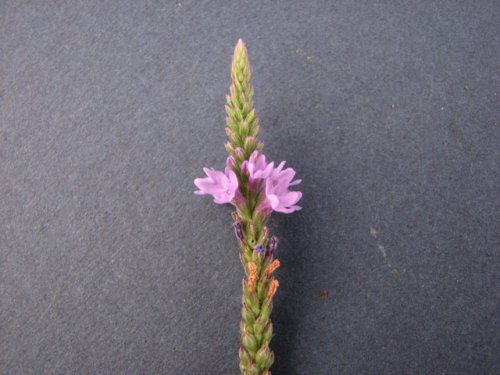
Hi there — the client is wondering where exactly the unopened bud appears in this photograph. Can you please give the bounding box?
[225,127,236,139]
[255,346,274,370]
[253,317,266,335]
[239,347,251,367]
[225,142,234,154]
[245,363,259,375]
[241,305,255,324]
[260,300,272,322]
[235,147,244,158]
[240,119,250,137]
[251,123,260,136]
[241,332,258,353]
[226,155,235,168]
[244,136,256,150]
[263,321,273,342]
[242,160,249,174]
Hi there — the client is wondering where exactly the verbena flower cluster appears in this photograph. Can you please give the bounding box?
[194,150,302,214]
[193,39,301,374]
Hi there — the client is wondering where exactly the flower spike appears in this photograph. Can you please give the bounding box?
[194,40,302,374]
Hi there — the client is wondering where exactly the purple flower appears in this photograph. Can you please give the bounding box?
[263,161,302,213]
[226,155,235,169]
[194,167,239,204]
[254,245,265,254]
[242,151,274,180]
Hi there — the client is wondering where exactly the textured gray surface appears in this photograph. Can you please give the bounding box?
[1,1,499,374]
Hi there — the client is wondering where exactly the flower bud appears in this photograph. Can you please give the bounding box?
[235,147,244,158]
[225,142,234,154]
[240,119,250,138]
[250,123,260,137]
[239,347,251,367]
[246,109,256,126]
[242,160,249,174]
[225,126,234,137]
[241,320,252,335]
[245,363,259,375]
[255,346,274,370]
[260,300,272,322]
[244,136,256,151]
[263,321,273,342]
[241,305,255,325]
[253,317,266,335]
[241,332,258,353]
[226,155,235,169]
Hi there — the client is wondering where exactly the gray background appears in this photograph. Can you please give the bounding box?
[1,1,499,374]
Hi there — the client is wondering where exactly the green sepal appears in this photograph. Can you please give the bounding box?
[241,332,258,353]
[244,136,257,154]
[255,346,274,370]
[245,221,256,242]
[248,296,260,316]
[241,320,253,335]
[246,109,256,128]
[254,322,264,337]
[243,250,253,264]
[225,142,235,155]
[253,316,266,343]
[263,321,273,343]
[236,205,251,223]
[259,300,272,323]
[242,284,260,315]
[245,363,259,375]
[229,96,244,116]
[257,279,269,301]
[251,250,264,264]
[241,305,256,325]
[239,120,250,139]
[239,346,251,368]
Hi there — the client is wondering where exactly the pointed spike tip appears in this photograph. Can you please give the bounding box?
[234,39,248,55]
